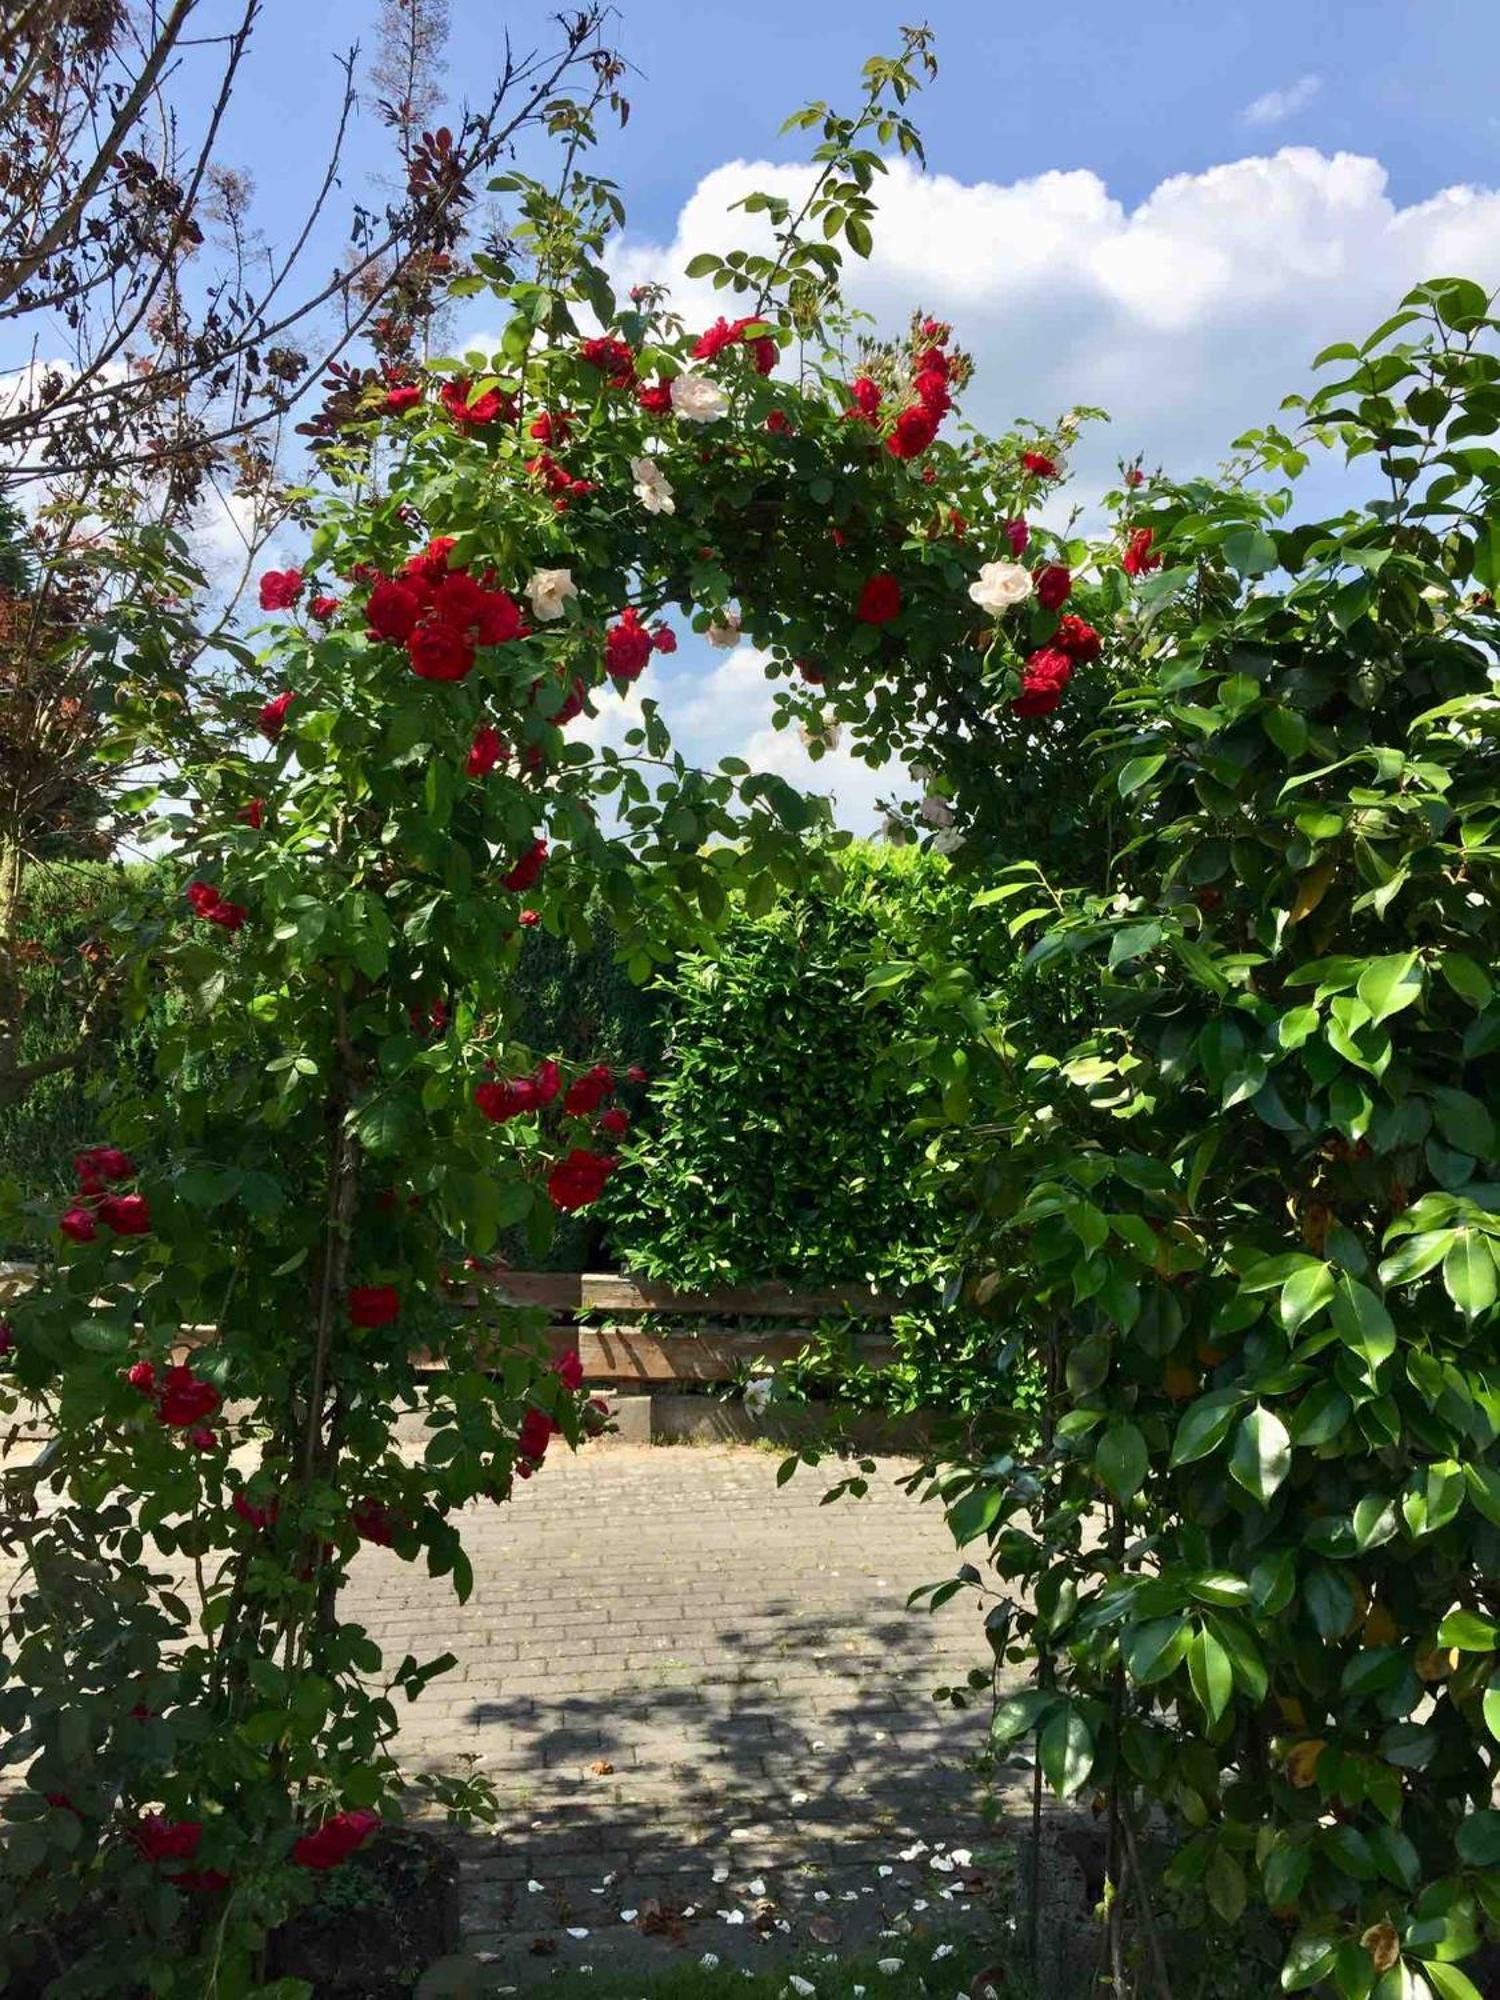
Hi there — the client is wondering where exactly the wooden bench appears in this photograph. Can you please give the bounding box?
[466,1271,904,1386]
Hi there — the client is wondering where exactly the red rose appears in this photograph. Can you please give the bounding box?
[1005,518,1030,557]
[467,723,506,778]
[439,378,514,427]
[1055,613,1102,664]
[293,1810,381,1872]
[76,1145,134,1184]
[913,370,950,419]
[579,336,636,387]
[60,1206,97,1243]
[546,1148,616,1213]
[127,1360,156,1395]
[408,536,457,580]
[384,384,423,416]
[239,798,264,829]
[98,1192,151,1236]
[635,379,673,413]
[365,578,422,644]
[258,569,303,611]
[187,1425,218,1452]
[1123,527,1161,577]
[176,1869,232,1895]
[766,409,793,435]
[258,690,295,740]
[693,317,742,362]
[351,1496,399,1545]
[431,572,521,646]
[309,594,339,623]
[348,1285,399,1329]
[474,1055,556,1122]
[749,335,777,375]
[599,1106,629,1137]
[529,410,572,443]
[650,622,677,654]
[847,376,882,421]
[519,908,540,928]
[554,1349,585,1393]
[516,1404,558,1469]
[626,1064,648,1084]
[1021,450,1059,478]
[156,1364,221,1428]
[1124,466,1145,488]
[1011,645,1075,718]
[1034,564,1072,611]
[203,898,247,932]
[552,676,586,725]
[233,1490,278,1530]
[914,345,950,381]
[502,839,547,893]
[563,1064,613,1116]
[604,609,652,681]
[408,619,476,681]
[887,403,939,460]
[133,1815,204,1866]
[856,573,902,625]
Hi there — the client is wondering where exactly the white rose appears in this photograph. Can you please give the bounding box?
[706,609,741,649]
[799,706,841,753]
[931,826,966,856]
[525,567,578,621]
[919,793,955,829]
[968,561,1033,615]
[671,370,729,423]
[630,455,675,516]
[881,816,912,848]
[743,1375,774,1417]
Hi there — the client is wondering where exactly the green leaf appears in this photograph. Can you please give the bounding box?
[684,252,721,279]
[1356,951,1424,1024]
[1438,1610,1500,1650]
[1188,1627,1233,1725]
[1423,1968,1485,2000]
[1379,1230,1458,1286]
[1280,1260,1334,1333]
[1095,1421,1149,1502]
[1456,1810,1500,1867]
[1222,527,1278,577]
[1204,1846,1247,1924]
[70,1319,130,1355]
[947,1484,1004,1547]
[990,1687,1058,1750]
[1229,1405,1292,1505]
[1118,754,1166,797]
[1124,1616,1192,1685]
[1433,1087,1495,1159]
[1281,1931,1340,1992]
[1039,1704,1094,1798]
[1330,1275,1396,1371]
[1444,1233,1497,1322]
[1483,1685,1500,1743]
[1440,953,1493,1011]
[1170,1389,1246,1466]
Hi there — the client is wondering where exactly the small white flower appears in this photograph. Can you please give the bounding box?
[968,561,1033,615]
[630,455,676,516]
[525,568,577,622]
[707,608,742,648]
[671,370,730,423]
[799,706,841,754]
[931,827,966,856]
[919,793,955,829]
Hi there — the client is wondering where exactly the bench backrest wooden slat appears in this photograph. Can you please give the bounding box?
[482,1271,902,1317]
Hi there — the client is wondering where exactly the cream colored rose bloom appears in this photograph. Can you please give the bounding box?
[706,609,741,649]
[799,707,841,753]
[670,370,729,423]
[968,562,1033,615]
[630,456,675,516]
[525,568,577,621]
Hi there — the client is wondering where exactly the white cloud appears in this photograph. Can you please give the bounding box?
[1243,75,1323,127]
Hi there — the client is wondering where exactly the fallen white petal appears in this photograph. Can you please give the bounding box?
[720,1909,746,1925]
[788,1980,817,1997]
[620,1909,638,1923]
[877,1865,893,1878]
[877,1961,905,1975]
[713,1866,730,1882]
[526,1879,545,1893]
[746,1877,766,1896]
[701,1954,721,1970]
[950,1847,973,1868]
[934,1944,955,1961]
[567,1927,590,1938]
[930,1855,954,1872]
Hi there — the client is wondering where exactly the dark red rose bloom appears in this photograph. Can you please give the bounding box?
[502,839,547,893]
[1021,450,1059,478]
[133,1815,203,1866]
[309,594,339,623]
[516,1404,558,1470]
[913,370,951,418]
[203,896,247,932]
[98,1192,151,1236]
[467,723,506,778]
[233,1489,278,1530]
[749,335,777,376]
[599,1106,629,1138]
[1125,466,1144,488]
[847,376,882,420]
[293,1810,381,1872]
[693,317,743,361]
[626,1064,648,1084]
[765,409,793,435]
[176,1868,232,1894]
[856,572,902,625]
[239,798,264,829]
[580,336,636,387]
[76,1145,134,1184]
[405,536,456,583]
[563,1064,613,1116]
[519,908,540,927]
[60,1205,97,1243]
[1005,518,1030,557]
[650,622,677,654]
[546,1148,616,1213]
[1123,527,1161,577]
[187,1425,218,1451]
[1011,645,1075,718]
[384,384,423,416]
[887,403,939,460]
[551,675,587,726]
[1034,564,1072,611]
[187,879,221,917]
[795,659,825,685]
[156,1365,221,1427]
[258,690,295,740]
[365,578,422,644]
[1055,613,1102,664]
[474,1057,559,1122]
[439,378,515,427]
[258,569,304,611]
[914,345,950,381]
[554,1349,585,1393]
[127,1360,156,1394]
[430,571,522,646]
[351,1496,400,1545]
[604,608,652,681]
[0,1319,13,1357]
[348,1285,399,1329]
[635,379,673,413]
[529,410,572,443]
[408,619,476,681]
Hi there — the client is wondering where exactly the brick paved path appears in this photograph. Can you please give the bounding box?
[344,1442,1022,1985]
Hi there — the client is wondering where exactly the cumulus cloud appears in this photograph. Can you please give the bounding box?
[601,144,1500,827]
[1242,75,1323,127]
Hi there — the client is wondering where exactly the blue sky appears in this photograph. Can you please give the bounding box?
[196,2,1500,828]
